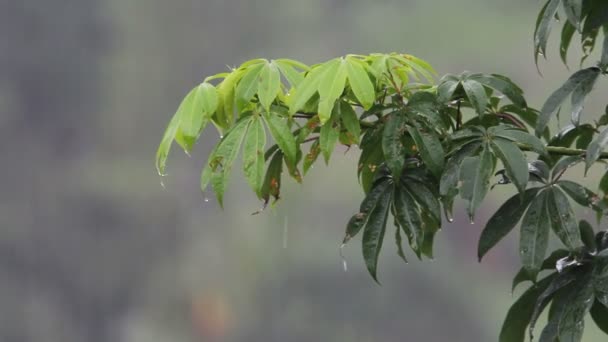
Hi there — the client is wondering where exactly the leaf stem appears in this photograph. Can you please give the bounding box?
[517,143,608,159]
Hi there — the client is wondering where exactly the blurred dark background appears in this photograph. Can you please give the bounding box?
[1,1,607,341]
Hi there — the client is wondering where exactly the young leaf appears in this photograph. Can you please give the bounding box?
[382,112,407,179]
[275,59,306,87]
[490,138,529,195]
[362,188,393,283]
[262,111,297,167]
[339,101,361,144]
[242,116,266,197]
[586,126,608,171]
[319,106,340,163]
[235,63,265,107]
[547,186,583,250]
[156,113,181,176]
[478,187,541,261]
[536,67,602,136]
[288,66,323,114]
[460,146,494,221]
[519,190,550,278]
[257,62,282,112]
[317,58,347,124]
[406,122,445,177]
[345,57,375,109]
[461,79,488,116]
[499,274,555,342]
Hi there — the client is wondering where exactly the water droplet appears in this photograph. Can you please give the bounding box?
[219,135,224,139]
[537,51,545,57]
[184,150,191,157]
[340,244,348,272]
[204,197,209,202]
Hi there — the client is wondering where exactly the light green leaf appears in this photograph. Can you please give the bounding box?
[319,105,340,164]
[461,79,488,116]
[275,59,305,87]
[235,62,265,107]
[156,112,181,176]
[406,123,445,177]
[519,190,550,277]
[339,101,361,145]
[243,116,266,197]
[382,112,407,179]
[257,62,282,112]
[361,185,393,283]
[262,111,297,167]
[318,59,347,124]
[490,138,529,195]
[547,186,583,250]
[478,187,541,261]
[586,126,608,171]
[288,66,324,114]
[179,83,219,147]
[460,146,493,221]
[345,57,375,109]
[536,68,602,136]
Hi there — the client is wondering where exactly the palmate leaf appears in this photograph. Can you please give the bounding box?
[242,116,266,197]
[534,0,561,66]
[319,104,340,163]
[478,187,542,261]
[382,111,407,179]
[490,137,530,195]
[460,145,494,222]
[520,189,551,278]
[586,126,608,171]
[536,67,602,136]
[468,74,527,109]
[406,121,445,177]
[362,185,393,283]
[500,274,556,342]
[235,62,265,110]
[317,58,348,123]
[492,127,546,155]
[262,111,297,167]
[345,56,375,109]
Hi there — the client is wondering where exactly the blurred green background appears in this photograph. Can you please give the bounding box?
[1,0,607,341]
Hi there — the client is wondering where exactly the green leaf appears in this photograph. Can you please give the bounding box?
[394,224,408,263]
[344,179,392,243]
[407,122,445,177]
[578,220,596,251]
[319,105,340,164]
[586,126,608,171]
[602,26,608,67]
[478,187,541,261]
[317,58,348,124]
[499,274,555,342]
[393,184,423,257]
[536,67,602,136]
[534,0,561,64]
[420,211,439,259]
[520,190,550,278]
[257,62,282,112]
[460,146,494,222]
[404,179,442,226]
[437,77,459,103]
[214,68,244,130]
[490,138,529,195]
[450,127,484,141]
[345,57,375,109]
[547,186,583,250]
[288,66,323,114]
[493,128,546,155]
[461,79,488,116]
[558,180,600,209]
[156,113,181,176]
[562,0,583,31]
[303,140,320,175]
[243,116,266,197]
[440,141,482,217]
[362,186,393,283]
[235,62,265,107]
[571,67,600,124]
[560,21,576,65]
[175,83,219,149]
[275,59,305,87]
[382,112,407,179]
[262,111,297,167]
[469,74,527,108]
[552,155,584,180]
[339,101,361,145]
[407,92,446,130]
[260,150,284,204]
[590,300,608,335]
[512,249,569,291]
[200,117,252,207]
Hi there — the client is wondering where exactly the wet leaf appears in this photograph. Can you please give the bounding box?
[362,186,393,282]
[344,179,392,242]
[534,0,561,65]
[393,184,423,257]
[345,57,375,109]
[469,73,526,108]
[261,151,283,204]
[263,111,297,167]
[461,79,488,116]
[520,190,550,278]
[547,186,583,250]
[382,112,407,179]
[407,122,445,177]
[490,138,529,195]
[460,146,494,221]
[319,105,341,163]
[493,128,546,155]
[243,116,266,197]
[590,300,608,335]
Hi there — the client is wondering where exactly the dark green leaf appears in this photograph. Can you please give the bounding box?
[493,128,546,155]
[319,106,340,164]
[558,180,600,208]
[478,187,541,261]
[420,211,439,259]
[547,187,583,250]
[407,122,445,177]
[602,26,608,67]
[362,187,393,283]
[512,249,569,291]
[393,185,423,257]
[404,180,441,226]
[520,190,551,277]
[529,160,551,182]
[571,67,600,124]
[534,0,561,64]
[344,179,392,243]
[243,116,266,197]
[437,78,459,103]
[560,21,576,65]
[600,170,608,194]
[395,224,408,263]
[499,274,555,342]
[590,300,608,335]
[490,138,529,195]
[450,127,484,141]
[586,126,608,171]
[382,112,407,179]
[440,141,482,218]
[562,0,583,31]
[263,111,297,167]
[579,220,597,251]
[536,68,602,136]
[469,74,527,108]
[460,146,494,221]
[461,79,488,116]
[552,155,584,180]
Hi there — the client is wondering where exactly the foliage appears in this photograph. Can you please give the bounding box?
[157,0,608,340]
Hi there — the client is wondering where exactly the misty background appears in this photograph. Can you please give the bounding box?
[1,0,607,341]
